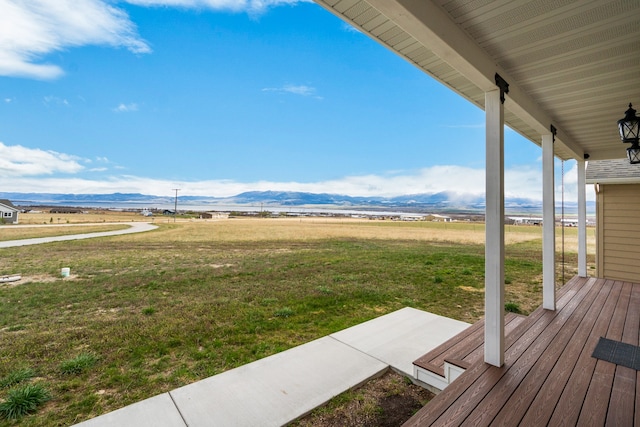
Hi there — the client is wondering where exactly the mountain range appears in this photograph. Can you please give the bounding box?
[1,191,593,215]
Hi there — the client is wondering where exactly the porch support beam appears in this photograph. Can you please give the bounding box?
[577,159,588,277]
[484,87,505,367]
[542,133,556,310]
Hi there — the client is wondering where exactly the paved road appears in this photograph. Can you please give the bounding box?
[0,222,158,248]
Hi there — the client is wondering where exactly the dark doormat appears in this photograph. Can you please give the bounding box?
[592,337,640,370]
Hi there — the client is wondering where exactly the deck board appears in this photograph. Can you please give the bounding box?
[493,274,604,425]
[493,275,602,426]
[518,278,613,426]
[608,281,640,426]
[403,277,640,426]
[577,281,630,426]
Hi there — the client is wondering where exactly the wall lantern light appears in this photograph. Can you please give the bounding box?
[618,103,640,164]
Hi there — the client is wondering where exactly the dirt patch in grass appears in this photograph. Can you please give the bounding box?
[0,273,71,289]
[458,285,483,293]
[293,370,433,427]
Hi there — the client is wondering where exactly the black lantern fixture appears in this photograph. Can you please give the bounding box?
[618,103,640,164]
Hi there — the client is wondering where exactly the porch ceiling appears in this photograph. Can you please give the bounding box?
[314,0,640,161]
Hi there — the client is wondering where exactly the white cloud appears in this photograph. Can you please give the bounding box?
[0,142,85,177]
[43,96,70,106]
[341,22,361,34]
[113,102,139,112]
[4,97,13,103]
[262,84,321,99]
[0,161,594,202]
[124,0,310,15]
[0,0,150,79]
[0,141,594,202]
[0,0,312,80]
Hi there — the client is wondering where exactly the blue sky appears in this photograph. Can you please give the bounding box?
[0,0,587,201]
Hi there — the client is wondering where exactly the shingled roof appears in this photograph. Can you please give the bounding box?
[0,199,17,210]
[586,159,640,184]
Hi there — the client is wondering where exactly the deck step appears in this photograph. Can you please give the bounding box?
[413,312,527,391]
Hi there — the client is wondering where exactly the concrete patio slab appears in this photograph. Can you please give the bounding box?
[72,393,186,427]
[169,336,388,427]
[330,307,471,376]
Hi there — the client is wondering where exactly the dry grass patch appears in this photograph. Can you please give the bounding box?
[0,225,130,242]
[18,211,142,224]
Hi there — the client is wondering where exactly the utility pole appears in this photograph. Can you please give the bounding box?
[172,188,180,223]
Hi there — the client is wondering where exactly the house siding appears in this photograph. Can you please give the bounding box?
[597,184,640,282]
[0,202,19,224]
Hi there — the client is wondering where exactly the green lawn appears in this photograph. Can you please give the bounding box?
[0,219,587,426]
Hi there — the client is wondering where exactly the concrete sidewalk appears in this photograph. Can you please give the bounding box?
[0,222,157,248]
[74,307,470,427]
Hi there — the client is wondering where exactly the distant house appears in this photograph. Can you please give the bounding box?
[50,208,82,214]
[560,218,579,227]
[424,214,452,222]
[586,159,640,282]
[0,199,19,224]
[400,214,426,221]
[509,216,543,226]
[200,212,229,219]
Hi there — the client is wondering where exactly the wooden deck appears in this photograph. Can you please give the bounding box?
[404,276,640,426]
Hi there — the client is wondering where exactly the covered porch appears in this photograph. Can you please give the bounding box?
[314,1,640,424]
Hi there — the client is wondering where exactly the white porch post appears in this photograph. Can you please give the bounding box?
[542,133,556,310]
[484,86,505,367]
[577,159,587,277]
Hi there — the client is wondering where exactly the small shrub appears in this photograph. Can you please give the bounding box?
[142,306,156,316]
[274,307,294,318]
[60,353,97,375]
[433,275,444,284]
[0,368,35,389]
[505,302,522,314]
[0,383,51,420]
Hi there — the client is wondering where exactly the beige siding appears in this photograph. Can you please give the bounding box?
[596,184,640,282]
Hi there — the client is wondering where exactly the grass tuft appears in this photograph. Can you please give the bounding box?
[142,306,156,315]
[0,383,51,420]
[316,286,332,294]
[59,353,98,375]
[505,302,522,314]
[0,368,35,389]
[274,307,294,318]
